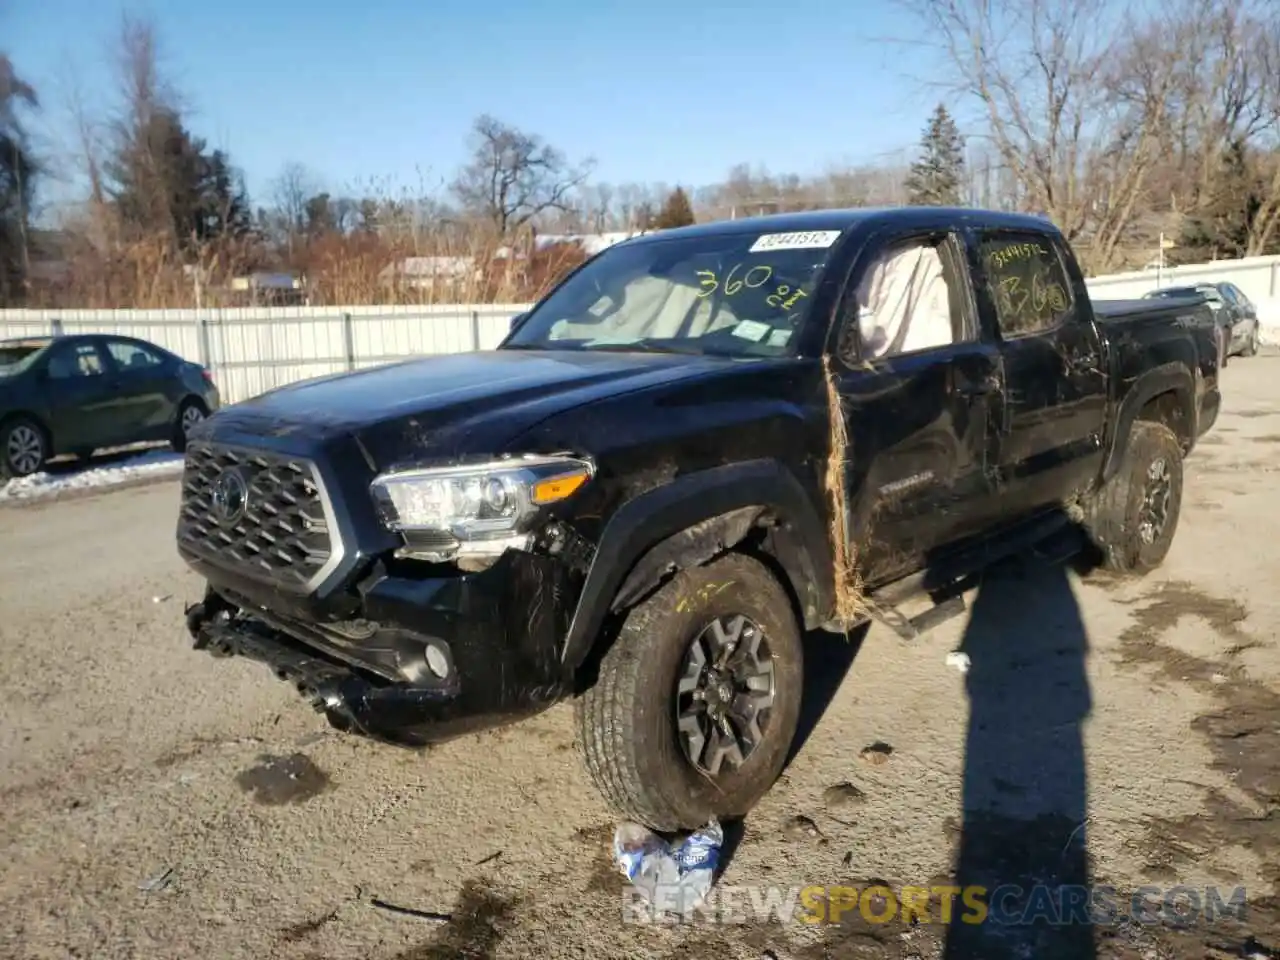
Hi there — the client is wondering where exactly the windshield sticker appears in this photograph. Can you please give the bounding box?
[767,328,792,348]
[748,230,841,253]
[731,320,772,342]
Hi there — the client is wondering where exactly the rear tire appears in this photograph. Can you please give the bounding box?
[1,416,49,481]
[575,552,803,832]
[1082,421,1183,575]
[172,398,207,453]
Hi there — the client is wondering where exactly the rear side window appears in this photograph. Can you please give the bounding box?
[977,232,1074,338]
[47,343,106,379]
[106,339,165,370]
[1218,284,1238,305]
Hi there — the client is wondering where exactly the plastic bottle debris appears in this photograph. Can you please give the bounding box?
[613,819,723,915]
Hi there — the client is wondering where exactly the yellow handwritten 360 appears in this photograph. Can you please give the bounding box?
[695,263,774,298]
[695,263,809,310]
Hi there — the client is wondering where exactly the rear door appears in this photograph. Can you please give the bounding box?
[965,228,1108,516]
[101,337,178,441]
[829,227,1001,585]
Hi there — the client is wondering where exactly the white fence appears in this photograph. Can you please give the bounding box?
[2,253,1279,405]
[0,304,530,404]
[1083,253,1280,345]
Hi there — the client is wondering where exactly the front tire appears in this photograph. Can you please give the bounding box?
[575,552,803,832]
[1083,421,1183,575]
[1,416,49,480]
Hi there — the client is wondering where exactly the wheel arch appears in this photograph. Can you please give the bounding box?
[560,459,834,676]
[178,393,210,415]
[1101,363,1196,482]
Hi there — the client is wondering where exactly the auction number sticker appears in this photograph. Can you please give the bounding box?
[748,230,842,253]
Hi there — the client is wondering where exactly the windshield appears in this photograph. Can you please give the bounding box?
[0,342,49,377]
[503,229,843,357]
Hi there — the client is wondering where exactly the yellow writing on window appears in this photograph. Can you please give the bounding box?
[766,285,807,309]
[695,263,774,299]
[994,270,1068,321]
[987,242,1049,270]
[693,262,810,311]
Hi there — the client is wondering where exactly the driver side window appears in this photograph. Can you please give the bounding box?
[836,236,963,365]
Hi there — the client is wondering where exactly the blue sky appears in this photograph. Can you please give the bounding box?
[10,0,954,207]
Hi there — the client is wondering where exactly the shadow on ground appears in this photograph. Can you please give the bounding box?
[940,554,1095,960]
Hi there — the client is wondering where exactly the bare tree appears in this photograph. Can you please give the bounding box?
[1246,21,1280,255]
[892,0,1183,271]
[270,162,318,231]
[110,16,167,233]
[451,115,592,235]
[268,161,321,256]
[0,54,37,301]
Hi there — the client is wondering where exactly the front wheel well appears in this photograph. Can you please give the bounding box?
[572,508,815,696]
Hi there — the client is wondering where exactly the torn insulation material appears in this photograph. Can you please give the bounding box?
[822,355,874,628]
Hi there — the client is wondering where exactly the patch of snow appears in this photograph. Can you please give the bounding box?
[0,448,185,503]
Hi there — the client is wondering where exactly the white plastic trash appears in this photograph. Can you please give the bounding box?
[613,819,723,915]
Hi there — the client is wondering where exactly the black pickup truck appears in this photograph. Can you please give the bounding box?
[179,207,1220,831]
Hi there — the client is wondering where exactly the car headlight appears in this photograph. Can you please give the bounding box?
[369,454,594,561]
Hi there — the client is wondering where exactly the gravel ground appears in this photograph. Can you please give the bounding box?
[3,356,1280,960]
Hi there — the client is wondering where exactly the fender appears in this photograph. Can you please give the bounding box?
[1100,361,1195,483]
[559,459,834,670]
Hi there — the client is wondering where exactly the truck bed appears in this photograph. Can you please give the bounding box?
[1092,296,1205,323]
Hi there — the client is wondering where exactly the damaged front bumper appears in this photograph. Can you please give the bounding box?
[184,552,579,747]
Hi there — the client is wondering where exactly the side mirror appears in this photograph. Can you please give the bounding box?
[509,311,530,332]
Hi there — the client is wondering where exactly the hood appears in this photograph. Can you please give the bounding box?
[203,348,737,467]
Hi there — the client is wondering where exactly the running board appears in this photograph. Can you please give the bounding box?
[870,595,968,641]
[851,509,1080,642]
[871,509,1073,610]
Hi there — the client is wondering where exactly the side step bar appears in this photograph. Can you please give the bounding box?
[855,509,1084,641]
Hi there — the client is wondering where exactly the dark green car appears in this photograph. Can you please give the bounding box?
[0,333,221,479]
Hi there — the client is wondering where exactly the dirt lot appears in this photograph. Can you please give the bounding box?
[3,357,1280,960]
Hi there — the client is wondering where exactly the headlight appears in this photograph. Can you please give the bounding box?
[369,454,594,561]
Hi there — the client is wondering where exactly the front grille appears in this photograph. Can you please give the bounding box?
[178,442,340,590]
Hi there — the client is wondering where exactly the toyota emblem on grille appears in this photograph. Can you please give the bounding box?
[211,468,249,525]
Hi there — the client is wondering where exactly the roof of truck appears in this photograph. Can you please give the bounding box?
[625,206,1061,246]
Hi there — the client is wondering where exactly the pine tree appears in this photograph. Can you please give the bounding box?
[107,108,251,250]
[1177,140,1276,261]
[905,105,966,207]
[653,186,695,229]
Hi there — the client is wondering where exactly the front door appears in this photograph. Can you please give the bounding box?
[829,229,1000,587]
[40,340,117,452]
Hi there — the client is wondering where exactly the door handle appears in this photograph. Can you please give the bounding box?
[1064,353,1100,376]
